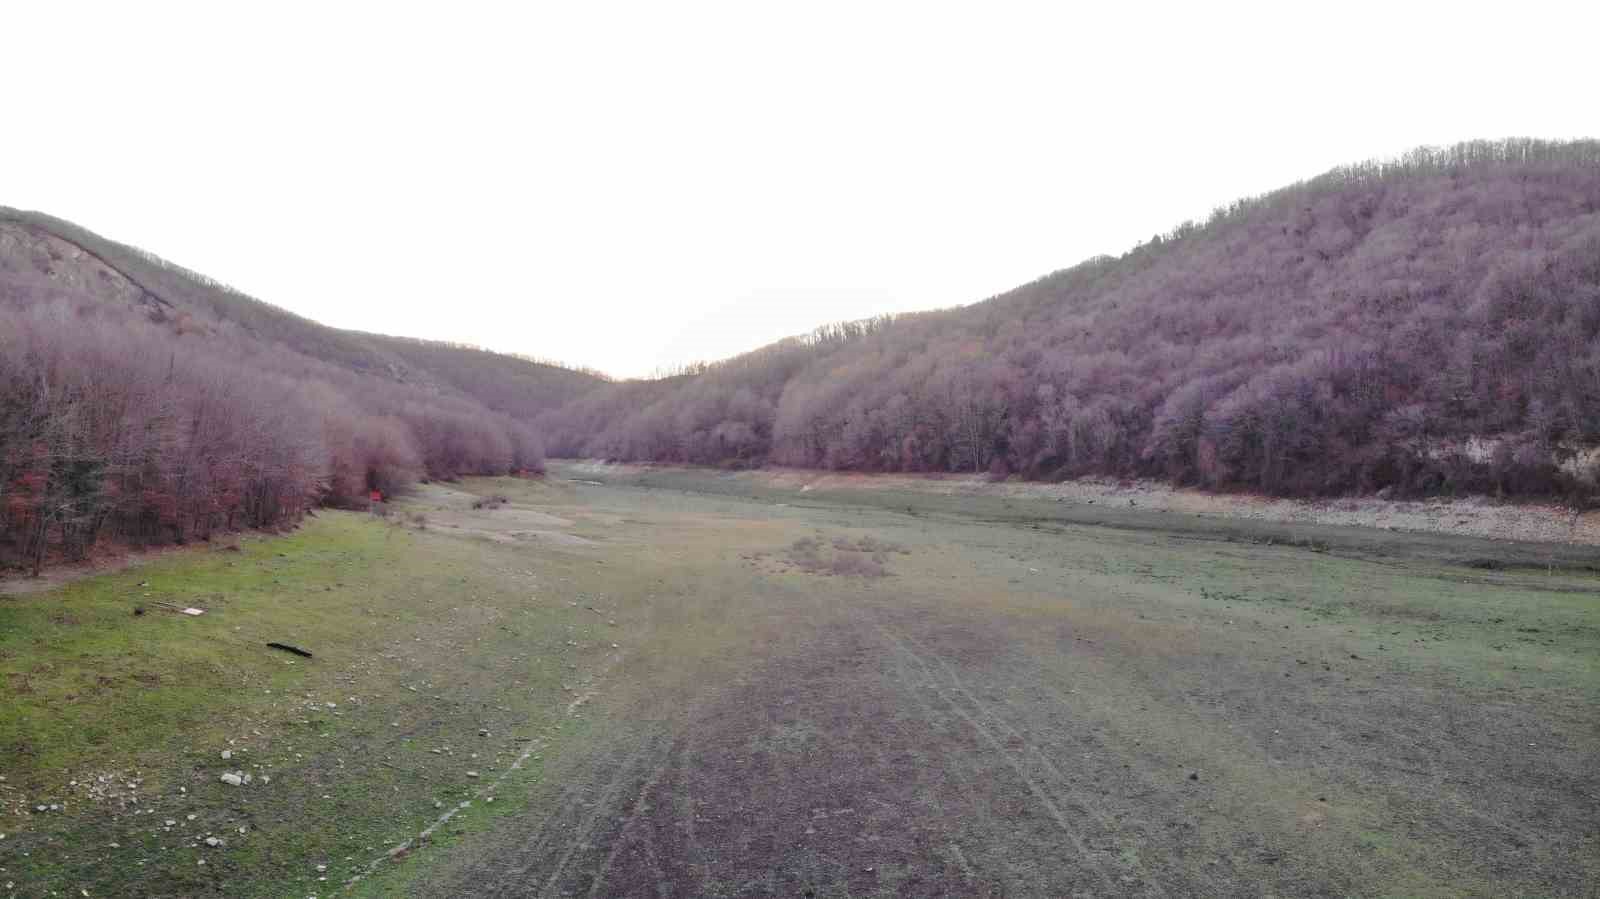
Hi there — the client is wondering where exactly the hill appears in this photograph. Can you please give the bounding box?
[541,138,1600,501]
[0,208,607,572]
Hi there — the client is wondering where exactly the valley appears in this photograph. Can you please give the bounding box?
[4,467,1595,896]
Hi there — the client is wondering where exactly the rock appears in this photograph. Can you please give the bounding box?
[205,837,222,848]
[465,771,480,778]
[220,750,232,760]
[1188,772,1200,781]
[220,773,244,787]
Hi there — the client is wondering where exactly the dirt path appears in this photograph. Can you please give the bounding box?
[402,477,1600,898]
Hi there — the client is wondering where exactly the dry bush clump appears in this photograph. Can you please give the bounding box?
[831,535,908,555]
[786,535,894,577]
[829,550,886,577]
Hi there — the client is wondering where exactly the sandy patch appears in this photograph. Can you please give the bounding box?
[403,484,599,547]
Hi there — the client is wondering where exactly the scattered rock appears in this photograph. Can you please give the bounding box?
[1188,772,1200,781]
[220,750,232,760]
[204,837,222,848]
[465,771,481,778]
[219,773,243,787]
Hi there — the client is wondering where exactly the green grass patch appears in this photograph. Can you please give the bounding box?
[0,502,611,897]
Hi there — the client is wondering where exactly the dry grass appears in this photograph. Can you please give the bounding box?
[785,536,892,577]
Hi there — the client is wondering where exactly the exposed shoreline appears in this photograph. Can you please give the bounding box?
[560,460,1600,547]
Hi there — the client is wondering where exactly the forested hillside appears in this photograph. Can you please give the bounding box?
[0,209,605,573]
[542,139,1600,500]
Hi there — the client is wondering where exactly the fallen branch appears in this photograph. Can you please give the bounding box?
[266,642,313,658]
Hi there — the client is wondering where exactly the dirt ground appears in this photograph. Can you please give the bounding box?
[401,467,1600,898]
[4,470,1596,897]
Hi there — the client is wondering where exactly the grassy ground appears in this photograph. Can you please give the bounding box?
[3,467,1598,897]
[0,480,625,897]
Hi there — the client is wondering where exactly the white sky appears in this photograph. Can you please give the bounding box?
[5,1,1597,378]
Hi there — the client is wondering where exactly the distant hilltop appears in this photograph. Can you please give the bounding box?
[539,139,1600,502]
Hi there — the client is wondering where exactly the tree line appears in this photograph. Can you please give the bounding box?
[0,214,599,574]
[540,139,1600,501]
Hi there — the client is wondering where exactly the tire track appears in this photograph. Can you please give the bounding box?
[873,621,1121,895]
[528,734,665,899]
[874,621,1054,894]
[344,648,627,894]
[888,624,1170,897]
[585,753,673,898]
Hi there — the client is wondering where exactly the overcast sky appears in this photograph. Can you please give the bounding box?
[6,2,1596,378]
